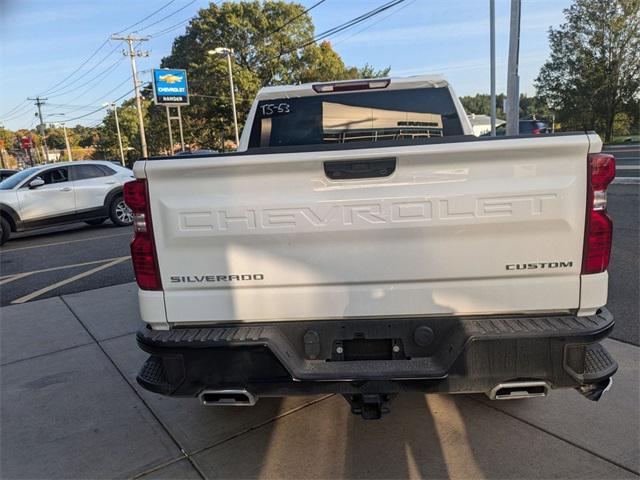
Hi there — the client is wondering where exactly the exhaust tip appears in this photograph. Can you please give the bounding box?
[199,389,257,406]
[488,381,549,400]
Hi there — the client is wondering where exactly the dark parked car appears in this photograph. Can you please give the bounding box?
[0,169,18,182]
[519,120,551,134]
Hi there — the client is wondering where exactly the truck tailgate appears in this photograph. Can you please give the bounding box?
[142,134,595,325]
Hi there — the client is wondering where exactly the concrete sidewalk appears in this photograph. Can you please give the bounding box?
[1,283,638,479]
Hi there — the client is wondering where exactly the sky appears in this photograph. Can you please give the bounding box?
[0,0,571,131]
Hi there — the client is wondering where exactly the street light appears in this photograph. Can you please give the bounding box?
[207,47,240,147]
[103,102,126,166]
[49,116,73,162]
[61,123,72,162]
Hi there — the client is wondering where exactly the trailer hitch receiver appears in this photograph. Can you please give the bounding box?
[343,393,396,420]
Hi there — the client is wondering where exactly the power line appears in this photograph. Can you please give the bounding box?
[276,0,406,59]
[85,119,106,128]
[1,100,30,118]
[58,59,126,105]
[36,39,110,96]
[86,76,139,107]
[32,1,178,101]
[1,103,34,122]
[47,103,109,110]
[331,0,416,46]
[307,0,405,47]
[132,0,197,33]
[61,87,135,123]
[115,0,177,34]
[264,0,326,38]
[148,16,193,37]
[51,69,149,119]
[45,46,122,97]
[148,0,225,38]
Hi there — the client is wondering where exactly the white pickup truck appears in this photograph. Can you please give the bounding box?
[127,76,617,419]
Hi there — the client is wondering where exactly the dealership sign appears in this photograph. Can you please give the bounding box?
[152,69,189,106]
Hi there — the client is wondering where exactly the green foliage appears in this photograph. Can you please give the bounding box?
[356,63,391,79]
[46,127,79,150]
[459,93,552,121]
[143,0,391,152]
[535,0,640,141]
[72,125,101,148]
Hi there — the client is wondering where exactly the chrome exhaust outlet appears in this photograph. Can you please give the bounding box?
[488,381,550,400]
[199,389,257,407]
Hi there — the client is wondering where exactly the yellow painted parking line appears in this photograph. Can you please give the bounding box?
[1,232,132,253]
[10,256,130,304]
[0,256,131,286]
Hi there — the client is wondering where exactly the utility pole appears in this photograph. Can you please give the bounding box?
[104,102,126,165]
[111,34,150,157]
[113,103,126,166]
[506,0,521,136]
[28,96,49,161]
[208,48,240,147]
[226,52,240,146]
[489,0,497,136]
[0,123,6,169]
[62,123,73,161]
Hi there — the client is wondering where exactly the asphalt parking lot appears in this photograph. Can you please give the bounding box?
[0,222,133,306]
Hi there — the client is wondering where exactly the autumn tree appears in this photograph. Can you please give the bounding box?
[46,127,79,150]
[535,0,640,141]
[144,0,389,152]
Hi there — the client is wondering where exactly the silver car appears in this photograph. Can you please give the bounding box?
[0,161,135,245]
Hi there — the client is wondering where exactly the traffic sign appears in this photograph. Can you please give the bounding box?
[152,69,189,106]
[21,137,32,150]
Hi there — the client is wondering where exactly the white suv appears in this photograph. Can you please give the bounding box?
[0,161,135,245]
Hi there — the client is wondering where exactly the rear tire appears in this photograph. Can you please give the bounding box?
[85,218,107,226]
[0,216,10,246]
[109,196,133,226]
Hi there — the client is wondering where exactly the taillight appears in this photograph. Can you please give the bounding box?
[582,153,615,274]
[124,179,162,290]
[531,128,542,134]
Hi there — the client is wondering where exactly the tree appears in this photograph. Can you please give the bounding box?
[72,125,101,148]
[460,94,505,118]
[535,0,640,141]
[142,0,390,152]
[0,127,17,150]
[459,93,552,121]
[46,127,79,150]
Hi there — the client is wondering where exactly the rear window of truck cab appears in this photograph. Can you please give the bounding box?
[248,86,464,149]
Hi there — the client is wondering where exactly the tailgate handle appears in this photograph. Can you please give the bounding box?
[324,158,396,180]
